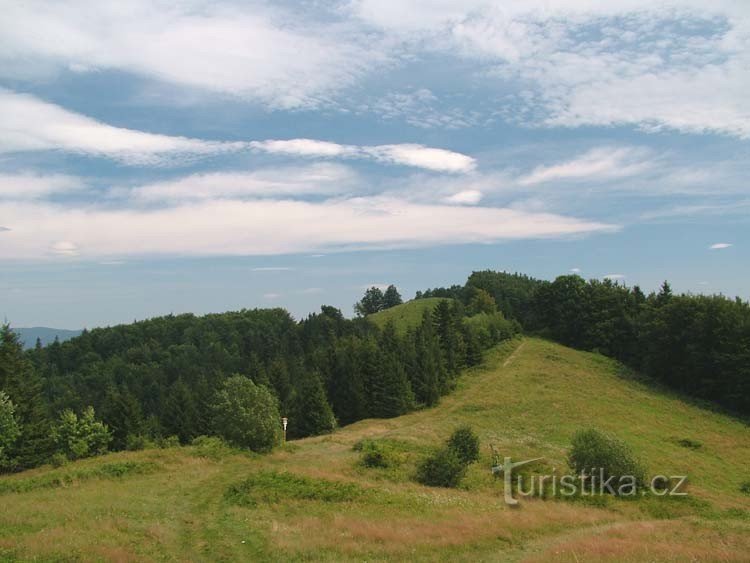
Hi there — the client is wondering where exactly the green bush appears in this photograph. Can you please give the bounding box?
[677,438,702,450]
[49,452,68,468]
[740,481,750,495]
[568,428,646,491]
[191,435,232,460]
[416,447,467,488]
[211,375,281,452]
[126,434,154,451]
[0,391,20,471]
[157,435,181,449]
[447,425,480,465]
[52,406,111,461]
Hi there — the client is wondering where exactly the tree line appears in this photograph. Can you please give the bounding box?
[418,270,750,416]
[0,292,517,472]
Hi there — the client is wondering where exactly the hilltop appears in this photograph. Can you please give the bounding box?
[368,297,450,333]
[1,336,748,561]
[12,327,82,349]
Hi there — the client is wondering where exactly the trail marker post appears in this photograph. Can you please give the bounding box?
[282,417,288,445]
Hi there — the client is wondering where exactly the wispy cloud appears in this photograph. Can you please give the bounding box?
[252,267,295,272]
[131,163,356,201]
[252,138,476,173]
[0,1,378,110]
[518,147,654,186]
[710,243,732,250]
[0,172,84,199]
[0,197,615,260]
[0,89,245,165]
[603,273,625,280]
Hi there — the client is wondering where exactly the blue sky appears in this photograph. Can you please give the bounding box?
[0,0,748,328]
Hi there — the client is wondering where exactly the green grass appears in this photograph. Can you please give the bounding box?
[1,337,749,561]
[368,297,450,333]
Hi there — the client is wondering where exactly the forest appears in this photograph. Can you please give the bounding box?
[2,270,748,474]
[0,288,517,472]
[419,270,750,416]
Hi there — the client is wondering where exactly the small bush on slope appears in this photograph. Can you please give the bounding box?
[568,428,646,491]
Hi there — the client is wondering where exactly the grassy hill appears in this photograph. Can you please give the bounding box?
[1,337,749,561]
[368,297,450,333]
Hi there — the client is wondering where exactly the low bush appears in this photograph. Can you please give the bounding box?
[740,481,750,495]
[568,428,646,491]
[447,425,480,465]
[191,435,232,460]
[677,438,702,450]
[416,447,466,488]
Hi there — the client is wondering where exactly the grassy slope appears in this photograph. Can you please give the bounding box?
[367,297,449,333]
[1,337,749,562]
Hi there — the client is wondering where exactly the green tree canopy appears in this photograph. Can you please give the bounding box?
[211,375,281,452]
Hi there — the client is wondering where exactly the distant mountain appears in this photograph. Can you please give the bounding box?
[13,327,82,349]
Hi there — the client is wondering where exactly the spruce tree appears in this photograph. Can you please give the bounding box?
[288,371,336,438]
[0,325,53,468]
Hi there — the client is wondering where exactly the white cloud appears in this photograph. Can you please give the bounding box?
[0,1,378,110]
[0,89,245,165]
[0,196,614,260]
[363,144,476,173]
[603,274,625,280]
[50,240,79,256]
[442,190,483,205]
[710,242,732,249]
[250,139,357,158]
[298,287,323,294]
[352,1,750,139]
[0,90,476,173]
[570,268,581,273]
[518,147,654,186]
[252,267,295,272]
[0,172,83,199]
[252,138,476,173]
[263,293,281,300]
[131,163,356,201]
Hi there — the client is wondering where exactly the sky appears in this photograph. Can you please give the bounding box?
[0,0,748,329]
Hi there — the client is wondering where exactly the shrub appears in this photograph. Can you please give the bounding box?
[677,438,702,450]
[211,375,281,452]
[568,428,646,491]
[0,391,20,470]
[191,435,232,460]
[447,425,480,465]
[126,434,153,451]
[740,481,750,495]
[52,406,111,461]
[158,435,181,449]
[49,452,68,468]
[416,447,467,488]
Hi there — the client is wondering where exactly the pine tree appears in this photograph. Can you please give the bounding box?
[382,285,403,310]
[288,371,336,438]
[328,337,366,425]
[411,312,444,406]
[369,323,414,418]
[162,379,198,443]
[100,385,145,450]
[0,325,53,468]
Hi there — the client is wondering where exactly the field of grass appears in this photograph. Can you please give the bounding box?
[367,297,450,333]
[1,337,749,561]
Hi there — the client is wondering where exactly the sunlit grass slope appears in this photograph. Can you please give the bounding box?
[367,297,450,333]
[1,337,749,561]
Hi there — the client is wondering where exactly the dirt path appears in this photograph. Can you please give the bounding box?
[503,339,526,368]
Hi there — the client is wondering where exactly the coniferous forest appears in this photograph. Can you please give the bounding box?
[2,270,749,474]
[0,288,516,472]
